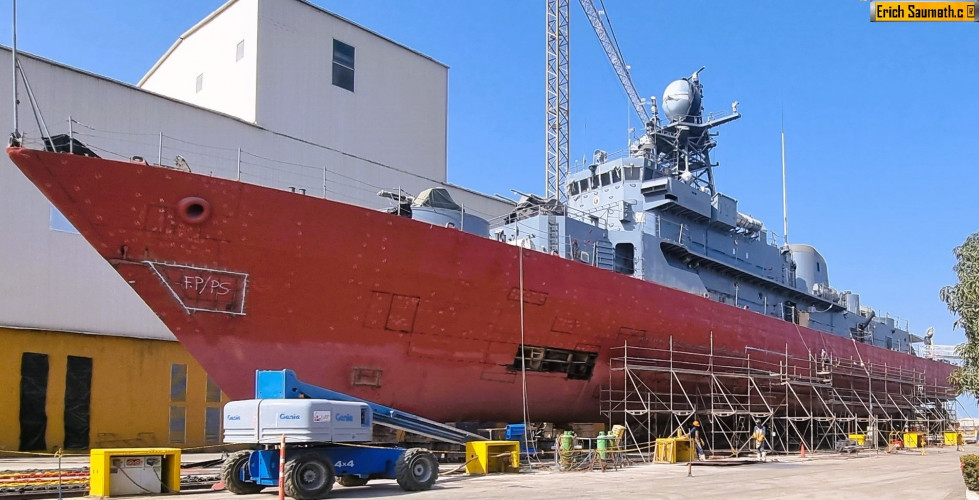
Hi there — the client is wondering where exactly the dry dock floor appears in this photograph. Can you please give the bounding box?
[3,446,975,499]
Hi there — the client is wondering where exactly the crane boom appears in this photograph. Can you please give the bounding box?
[578,0,649,125]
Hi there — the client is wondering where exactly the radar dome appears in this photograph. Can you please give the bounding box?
[662,78,702,122]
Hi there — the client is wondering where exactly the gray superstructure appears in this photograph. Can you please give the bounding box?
[389,71,918,355]
[488,72,918,354]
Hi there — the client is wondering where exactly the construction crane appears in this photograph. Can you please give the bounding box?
[577,0,650,126]
[545,0,570,202]
[545,0,650,202]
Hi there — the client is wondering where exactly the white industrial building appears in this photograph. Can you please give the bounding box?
[0,0,509,452]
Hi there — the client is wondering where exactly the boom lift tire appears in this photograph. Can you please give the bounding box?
[221,450,265,495]
[284,451,335,499]
[395,448,438,491]
[336,475,370,487]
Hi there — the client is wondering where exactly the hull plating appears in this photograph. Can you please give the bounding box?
[7,148,956,422]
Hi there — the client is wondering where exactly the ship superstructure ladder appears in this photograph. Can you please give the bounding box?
[602,338,957,458]
[255,369,485,445]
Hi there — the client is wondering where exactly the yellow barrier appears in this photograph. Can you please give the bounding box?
[90,448,181,497]
[654,437,696,464]
[464,441,520,474]
[848,434,866,446]
[945,432,964,446]
[902,432,925,448]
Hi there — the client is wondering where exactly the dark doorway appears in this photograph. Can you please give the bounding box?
[19,352,49,451]
[64,356,92,449]
[614,243,635,275]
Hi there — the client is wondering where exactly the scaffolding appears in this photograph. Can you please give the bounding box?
[602,336,958,459]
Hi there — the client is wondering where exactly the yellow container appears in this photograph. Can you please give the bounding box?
[90,448,181,497]
[465,440,520,474]
[903,432,924,448]
[654,437,696,463]
[945,432,964,446]
[848,434,866,446]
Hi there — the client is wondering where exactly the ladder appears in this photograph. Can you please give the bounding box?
[547,215,560,254]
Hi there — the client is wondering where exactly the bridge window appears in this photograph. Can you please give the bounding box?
[569,182,580,196]
[579,179,589,193]
[611,168,622,183]
[600,172,611,186]
[624,166,640,181]
[643,167,655,181]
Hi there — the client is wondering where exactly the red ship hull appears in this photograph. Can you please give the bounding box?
[7,148,957,422]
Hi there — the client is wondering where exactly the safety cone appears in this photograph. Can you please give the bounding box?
[800,443,806,458]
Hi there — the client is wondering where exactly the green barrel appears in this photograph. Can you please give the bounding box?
[560,430,575,452]
[597,431,608,459]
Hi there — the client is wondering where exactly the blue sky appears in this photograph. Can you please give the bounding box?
[3,2,977,389]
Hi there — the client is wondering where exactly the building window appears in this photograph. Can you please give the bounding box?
[205,375,221,403]
[169,406,186,444]
[170,364,187,402]
[204,407,221,444]
[195,73,203,93]
[236,40,245,62]
[332,39,355,92]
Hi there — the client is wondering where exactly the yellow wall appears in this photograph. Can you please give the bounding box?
[0,327,227,453]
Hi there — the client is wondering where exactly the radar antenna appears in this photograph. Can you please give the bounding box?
[631,69,741,196]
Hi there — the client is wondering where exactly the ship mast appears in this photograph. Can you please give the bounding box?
[630,69,740,197]
[781,115,789,246]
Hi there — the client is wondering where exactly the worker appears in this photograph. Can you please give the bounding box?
[752,420,767,461]
[689,420,706,461]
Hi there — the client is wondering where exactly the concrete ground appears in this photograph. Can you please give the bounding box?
[6,446,970,500]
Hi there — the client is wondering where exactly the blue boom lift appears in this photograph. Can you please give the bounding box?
[220,369,485,499]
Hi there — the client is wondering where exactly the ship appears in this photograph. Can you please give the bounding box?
[6,73,957,426]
